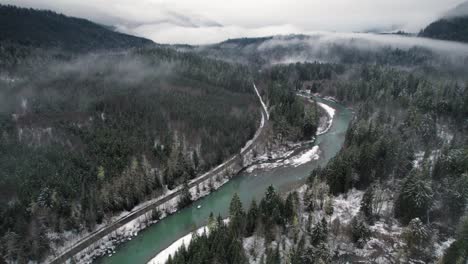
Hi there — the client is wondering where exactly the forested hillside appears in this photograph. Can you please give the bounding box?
[0,5,153,51]
[420,16,468,43]
[178,34,468,76]
[419,1,468,43]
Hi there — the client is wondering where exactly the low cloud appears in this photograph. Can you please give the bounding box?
[2,0,466,45]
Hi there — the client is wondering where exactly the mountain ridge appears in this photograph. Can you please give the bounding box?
[0,4,154,52]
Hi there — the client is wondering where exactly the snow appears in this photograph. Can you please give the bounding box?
[0,75,19,83]
[147,219,230,264]
[324,96,338,102]
[435,238,455,257]
[148,226,206,264]
[246,146,320,173]
[331,189,363,224]
[316,102,335,135]
[243,236,266,264]
[253,83,269,120]
[290,146,320,167]
[437,124,454,145]
[413,151,425,168]
[412,150,439,169]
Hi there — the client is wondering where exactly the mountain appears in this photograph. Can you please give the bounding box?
[419,1,468,43]
[0,5,153,51]
[419,16,468,43]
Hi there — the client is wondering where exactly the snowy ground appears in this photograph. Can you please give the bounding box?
[246,146,320,173]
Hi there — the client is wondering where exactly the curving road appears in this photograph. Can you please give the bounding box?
[48,84,269,264]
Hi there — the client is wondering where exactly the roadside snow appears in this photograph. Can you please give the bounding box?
[253,83,269,120]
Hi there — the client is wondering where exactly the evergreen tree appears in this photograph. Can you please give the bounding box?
[442,216,468,264]
[178,178,192,209]
[310,217,328,246]
[360,185,374,224]
[395,170,433,224]
[351,214,371,248]
[229,193,245,237]
[402,218,433,261]
[245,200,259,236]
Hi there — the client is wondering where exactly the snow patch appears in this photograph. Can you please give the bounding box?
[435,238,455,257]
[246,146,320,173]
[316,102,335,135]
[331,189,363,224]
[290,146,320,167]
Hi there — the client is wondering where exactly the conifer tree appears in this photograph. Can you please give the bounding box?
[178,178,192,209]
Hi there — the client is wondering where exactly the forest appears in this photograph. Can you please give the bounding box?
[165,57,468,263]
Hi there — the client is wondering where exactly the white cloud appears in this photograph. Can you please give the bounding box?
[2,0,466,44]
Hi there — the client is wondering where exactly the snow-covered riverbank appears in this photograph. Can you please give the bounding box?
[148,219,230,264]
[245,96,335,174]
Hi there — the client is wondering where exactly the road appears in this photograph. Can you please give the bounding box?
[48,83,269,264]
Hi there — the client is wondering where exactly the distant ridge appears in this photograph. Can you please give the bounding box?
[419,1,468,43]
[0,4,154,51]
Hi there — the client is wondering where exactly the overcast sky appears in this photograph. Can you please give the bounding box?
[2,0,465,44]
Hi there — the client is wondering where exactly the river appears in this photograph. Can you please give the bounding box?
[96,96,352,264]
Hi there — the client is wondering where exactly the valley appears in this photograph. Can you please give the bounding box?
[1,2,468,264]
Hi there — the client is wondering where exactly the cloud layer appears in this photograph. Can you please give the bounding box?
[2,0,466,44]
